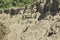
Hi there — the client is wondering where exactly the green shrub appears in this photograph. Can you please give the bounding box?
[0,0,35,9]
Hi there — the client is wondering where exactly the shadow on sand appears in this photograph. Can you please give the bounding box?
[38,0,59,21]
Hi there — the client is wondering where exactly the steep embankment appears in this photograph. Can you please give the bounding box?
[0,0,60,40]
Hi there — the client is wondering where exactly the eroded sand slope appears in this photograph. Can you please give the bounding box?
[0,0,60,40]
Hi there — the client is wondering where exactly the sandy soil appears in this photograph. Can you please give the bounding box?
[0,11,60,40]
[0,0,60,40]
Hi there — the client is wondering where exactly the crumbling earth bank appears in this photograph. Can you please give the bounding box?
[0,0,60,40]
